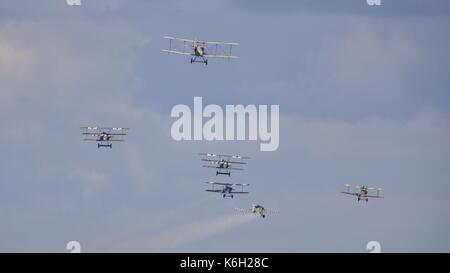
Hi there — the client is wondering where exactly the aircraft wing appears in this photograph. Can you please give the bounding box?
[200,158,247,163]
[161,49,193,56]
[200,159,219,163]
[366,195,384,199]
[205,41,239,46]
[205,182,232,186]
[108,139,125,142]
[202,165,220,169]
[204,54,238,59]
[201,165,244,170]
[344,184,362,189]
[101,127,129,130]
[234,208,252,214]
[229,191,249,194]
[227,161,247,164]
[341,191,359,196]
[234,183,250,187]
[83,139,99,141]
[82,133,127,136]
[199,153,250,159]
[226,167,244,171]
[205,189,224,193]
[163,36,196,44]
[105,133,128,136]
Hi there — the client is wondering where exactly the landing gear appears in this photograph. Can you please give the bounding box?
[98,143,112,149]
[223,194,226,198]
[231,195,234,199]
[190,56,208,65]
[216,171,231,176]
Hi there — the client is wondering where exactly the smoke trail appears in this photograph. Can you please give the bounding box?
[147,214,256,251]
[111,213,256,252]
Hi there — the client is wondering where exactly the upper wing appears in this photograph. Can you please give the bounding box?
[163,36,196,44]
[205,41,239,46]
[102,127,129,130]
[81,127,129,131]
[82,133,127,136]
[199,153,250,159]
[234,183,250,187]
[344,184,362,189]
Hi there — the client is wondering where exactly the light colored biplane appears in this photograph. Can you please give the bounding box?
[80,127,129,148]
[341,184,383,202]
[162,36,239,65]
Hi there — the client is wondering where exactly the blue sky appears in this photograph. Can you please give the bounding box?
[0,0,450,252]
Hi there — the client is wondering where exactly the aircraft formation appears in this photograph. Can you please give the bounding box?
[79,35,384,223]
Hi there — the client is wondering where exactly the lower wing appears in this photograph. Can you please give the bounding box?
[205,189,223,193]
[341,192,358,196]
[162,49,193,56]
[204,54,238,59]
[366,195,384,199]
[234,208,252,214]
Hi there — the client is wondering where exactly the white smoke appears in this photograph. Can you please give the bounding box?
[110,213,256,252]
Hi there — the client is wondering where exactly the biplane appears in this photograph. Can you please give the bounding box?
[341,184,383,202]
[80,127,129,148]
[199,153,250,176]
[234,204,275,219]
[162,36,239,65]
[205,182,250,198]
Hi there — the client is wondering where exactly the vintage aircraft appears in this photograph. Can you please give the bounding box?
[162,36,239,65]
[81,127,129,148]
[199,153,250,176]
[205,182,250,198]
[234,204,275,219]
[341,184,383,202]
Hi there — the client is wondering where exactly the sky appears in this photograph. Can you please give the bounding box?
[0,0,450,252]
